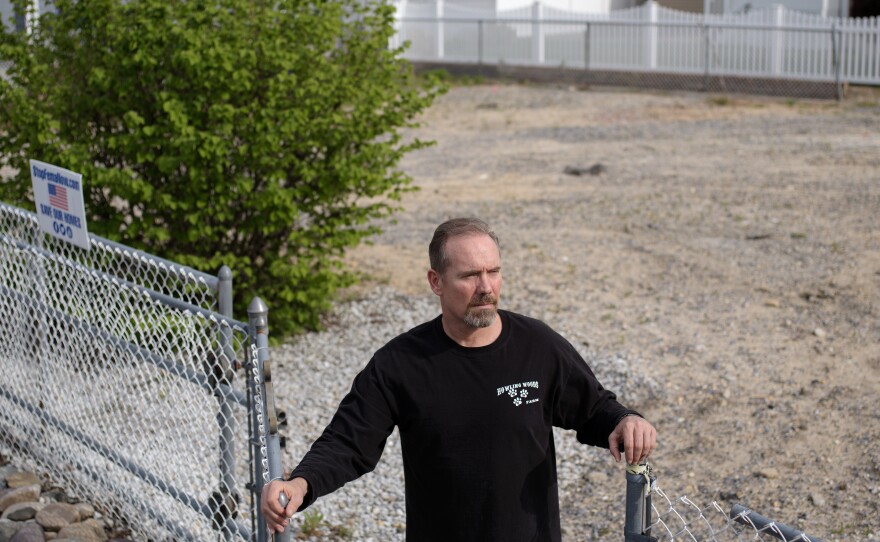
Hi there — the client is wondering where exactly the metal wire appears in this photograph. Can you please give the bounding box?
[0,203,255,541]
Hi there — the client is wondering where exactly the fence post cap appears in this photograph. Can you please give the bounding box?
[218,265,232,280]
[247,296,269,316]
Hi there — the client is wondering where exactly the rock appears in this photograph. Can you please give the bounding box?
[718,489,739,501]
[563,164,606,176]
[0,467,19,488]
[1,503,44,521]
[35,504,79,532]
[38,491,66,505]
[764,299,780,308]
[0,518,23,542]
[587,471,609,485]
[756,468,779,479]
[813,327,827,338]
[73,503,94,521]
[0,486,41,514]
[56,519,107,542]
[809,492,826,507]
[4,474,39,491]
[9,521,44,542]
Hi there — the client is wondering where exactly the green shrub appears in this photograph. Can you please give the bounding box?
[0,0,443,337]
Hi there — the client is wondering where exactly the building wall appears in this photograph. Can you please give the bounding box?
[0,0,52,32]
[1,0,19,32]
[655,0,703,13]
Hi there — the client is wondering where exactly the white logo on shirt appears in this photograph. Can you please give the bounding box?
[496,380,540,406]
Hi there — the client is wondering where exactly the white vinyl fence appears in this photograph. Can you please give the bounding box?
[392,0,880,89]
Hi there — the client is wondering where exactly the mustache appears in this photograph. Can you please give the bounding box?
[468,294,498,307]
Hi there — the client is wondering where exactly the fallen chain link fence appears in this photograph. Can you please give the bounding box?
[0,200,286,542]
[625,463,824,542]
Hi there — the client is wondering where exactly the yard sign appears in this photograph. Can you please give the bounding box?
[30,159,90,250]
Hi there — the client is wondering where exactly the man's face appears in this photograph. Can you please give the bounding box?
[429,233,502,328]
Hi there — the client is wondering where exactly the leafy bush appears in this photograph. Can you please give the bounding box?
[0,0,442,336]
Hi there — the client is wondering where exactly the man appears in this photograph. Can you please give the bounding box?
[262,217,657,540]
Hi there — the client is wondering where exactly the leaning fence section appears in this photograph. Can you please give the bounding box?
[392,1,880,98]
[0,201,278,541]
[623,462,823,542]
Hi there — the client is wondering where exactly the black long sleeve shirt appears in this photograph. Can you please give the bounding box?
[290,310,638,541]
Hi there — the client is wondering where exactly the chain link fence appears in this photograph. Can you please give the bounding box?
[624,464,824,542]
[0,201,283,541]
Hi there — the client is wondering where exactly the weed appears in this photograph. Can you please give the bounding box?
[329,523,355,539]
[299,510,325,537]
[418,68,485,87]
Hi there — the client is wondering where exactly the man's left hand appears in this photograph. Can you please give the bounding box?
[608,415,657,465]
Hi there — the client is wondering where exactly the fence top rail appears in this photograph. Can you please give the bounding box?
[0,229,247,331]
[398,16,844,33]
[0,200,219,289]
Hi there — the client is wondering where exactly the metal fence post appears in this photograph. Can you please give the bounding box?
[248,298,269,542]
[624,463,658,542]
[215,265,237,541]
[248,297,291,542]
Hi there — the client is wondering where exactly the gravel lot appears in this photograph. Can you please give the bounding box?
[274,82,880,541]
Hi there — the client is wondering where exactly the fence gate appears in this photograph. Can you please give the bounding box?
[0,201,282,541]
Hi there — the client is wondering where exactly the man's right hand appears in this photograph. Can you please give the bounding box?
[261,477,309,534]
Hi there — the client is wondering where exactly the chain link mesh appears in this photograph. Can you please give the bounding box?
[647,483,820,541]
[0,202,257,541]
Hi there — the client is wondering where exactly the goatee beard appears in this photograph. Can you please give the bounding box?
[464,295,498,328]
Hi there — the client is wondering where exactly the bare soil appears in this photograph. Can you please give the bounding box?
[343,82,880,540]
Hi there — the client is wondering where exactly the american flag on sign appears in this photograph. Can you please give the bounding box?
[48,184,69,211]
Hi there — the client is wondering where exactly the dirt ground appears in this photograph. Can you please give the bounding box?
[342,82,880,540]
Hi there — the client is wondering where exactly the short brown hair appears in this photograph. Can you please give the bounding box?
[429,218,500,274]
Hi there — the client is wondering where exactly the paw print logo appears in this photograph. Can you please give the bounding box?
[508,389,517,398]
[520,389,528,398]
[513,397,522,406]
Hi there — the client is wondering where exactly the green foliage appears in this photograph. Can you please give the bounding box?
[0,0,443,336]
[299,510,325,537]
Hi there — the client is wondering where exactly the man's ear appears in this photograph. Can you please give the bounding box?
[427,269,442,296]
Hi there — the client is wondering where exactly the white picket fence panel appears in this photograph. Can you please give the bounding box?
[392,1,880,85]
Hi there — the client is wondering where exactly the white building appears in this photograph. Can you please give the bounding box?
[0,0,50,32]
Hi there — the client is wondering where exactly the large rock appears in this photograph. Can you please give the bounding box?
[0,518,23,542]
[56,519,107,542]
[8,521,44,542]
[1,502,44,521]
[4,474,39,491]
[35,504,78,532]
[0,486,41,514]
[73,503,94,521]
[0,466,18,488]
